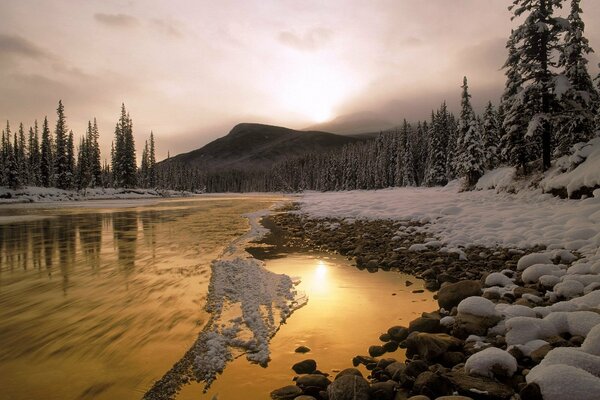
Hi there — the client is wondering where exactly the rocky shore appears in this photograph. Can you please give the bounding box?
[268,208,598,400]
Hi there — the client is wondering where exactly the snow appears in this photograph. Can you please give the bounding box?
[457,296,499,317]
[505,312,600,346]
[517,252,553,271]
[194,207,306,387]
[541,137,600,197]
[484,272,515,287]
[521,263,565,284]
[0,186,197,204]
[526,364,600,400]
[475,167,516,191]
[464,347,517,378]
[554,280,585,298]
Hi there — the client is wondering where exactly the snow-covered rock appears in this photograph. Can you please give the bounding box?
[465,347,517,378]
[457,296,499,318]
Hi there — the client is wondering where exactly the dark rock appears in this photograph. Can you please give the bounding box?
[292,359,317,374]
[335,368,363,380]
[370,381,398,400]
[452,313,502,339]
[369,345,387,357]
[270,385,303,399]
[295,346,311,353]
[406,280,414,287]
[402,333,462,362]
[380,333,392,342]
[437,281,482,310]
[385,361,406,380]
[377,358,398,370]
[327,374,370,400]
[413,371,451,398]
[440,351,465,368]
[530,344,552,363]
[519,382,543,400]
[383,340,399,352]
[296,374,331,395]
[352,355,377,367]
[404,360,429,379]
[425,280,440,291]
[388,326,410,342]
[409,317,441,333]
[412,289,425,294]
[444,371,515,399]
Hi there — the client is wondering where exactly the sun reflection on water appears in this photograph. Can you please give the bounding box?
[311,259,329,294]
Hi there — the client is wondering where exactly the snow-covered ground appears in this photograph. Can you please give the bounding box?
[297,141,600,399]
[0,186,194,204]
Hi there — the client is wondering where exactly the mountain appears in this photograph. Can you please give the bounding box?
[162,122,363,170]
[305,111,396,136]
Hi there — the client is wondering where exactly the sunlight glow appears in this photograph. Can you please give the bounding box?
[311,260,329,294]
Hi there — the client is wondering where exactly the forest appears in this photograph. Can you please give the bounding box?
[1,0,599,194]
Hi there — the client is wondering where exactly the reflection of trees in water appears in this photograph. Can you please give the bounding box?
[112,212,139,274]
[79,214,103,271]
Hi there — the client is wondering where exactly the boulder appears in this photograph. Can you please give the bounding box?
[437,281,482,310]
[292,359,317,374]
[295,346,311,353]
[452,313,501,339]
[370,381,398,400]
[335,368,363,380]
[388,326,410,342]
[270,385,303,400]
[412,371,451,398]
[402,333,463,361]
[369,345,387,357]
[409,317,441,333]
[327,374,370,400]
[444,371,515,399]
[296,374,331,391]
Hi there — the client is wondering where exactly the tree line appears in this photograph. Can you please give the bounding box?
[156,0,600,193]
[1,101,157,190]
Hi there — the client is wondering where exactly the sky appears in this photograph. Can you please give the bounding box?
[1,0,599,161]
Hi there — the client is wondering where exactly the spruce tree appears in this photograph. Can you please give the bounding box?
[457,77,485,187]
[40,117,53,187]
[424,104,448,186]
[140,140,149,188]
[28,121,41,186]
[482,102,501,169]
[554,0,598,156]
[17,123,27,185]
[508,0,567,170]
[112,104,137,188]
[66,130,75,188]
[90,119,102,187]
[6,122,20,189]
[148,131,157,187]
[54,100,71,189]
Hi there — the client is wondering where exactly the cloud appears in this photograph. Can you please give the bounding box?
[0,34,52,60]
[278,27,333,51]
[151,19,183,38]
[94,13,139,28]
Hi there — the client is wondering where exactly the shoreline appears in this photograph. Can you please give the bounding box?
[267,206,593,400]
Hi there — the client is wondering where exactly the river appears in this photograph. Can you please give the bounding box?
[0,196,435,399]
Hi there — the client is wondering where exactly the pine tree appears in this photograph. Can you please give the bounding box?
[501,35,535,173]
[509,0,567,170]
[112,104,137,188]
[66,130,75,188]
[140,140,149,188]
[554,0,598,156]
[6,122,20,189]
[16,123,27,185]
[90,118,102,187]
[40,117,53,187]
[481,102,501,169]
[54,100,71,189]
[76,135,92,190]
[424,104,449,186]
[148,131,157,187]
[28,121,41,186]
[456,77,485,187]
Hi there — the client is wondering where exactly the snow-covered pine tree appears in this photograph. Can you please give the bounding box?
[148,131,157,187]
[76,134,92,190]
[554,0,598,156]
[401,120,416,186]
[16,123,27,185]
[28,121,41,186]
[509,0,567,170]
[53,100,72,189]
[501,35,535,173]
[424,109,447,187]
[66,130,75,188]
[40,117,53,187]
[482,102,501,169]
[6,122,20,189]
[90,118,102,187]
[445,113,459,181]
[457,77,485,187]
[140,140,149,188]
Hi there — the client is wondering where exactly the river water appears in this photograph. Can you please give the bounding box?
[0,196,435,400]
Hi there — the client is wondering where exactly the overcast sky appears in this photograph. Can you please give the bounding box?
[1,0,599,160]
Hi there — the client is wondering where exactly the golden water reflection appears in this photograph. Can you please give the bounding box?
[180,253,437,400]
[0,197,284,400]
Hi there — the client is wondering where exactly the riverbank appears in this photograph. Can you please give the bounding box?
[268,186,600,400]
[0,186,195,204]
